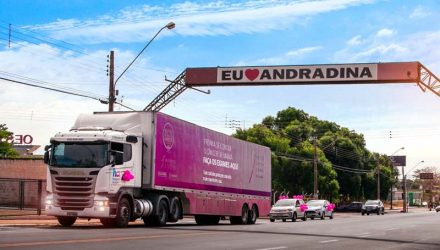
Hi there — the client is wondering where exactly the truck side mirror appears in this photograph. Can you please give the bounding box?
[44,151,49,164]
[43,145,51,164]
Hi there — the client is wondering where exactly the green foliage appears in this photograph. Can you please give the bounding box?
[234,107,397,202]
[0,124,19,158]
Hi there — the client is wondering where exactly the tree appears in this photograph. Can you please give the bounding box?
[234,107,398,203]
[0,124,19,158]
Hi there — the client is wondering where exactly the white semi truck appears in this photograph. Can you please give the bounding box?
[44,111,271,227]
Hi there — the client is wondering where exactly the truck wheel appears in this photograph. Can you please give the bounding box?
[269,218,275,222]
[247,205,258,224]
[311,217,315,220]
[56,216,77,227]
[100,218,116,227]
[143,199,168,227]
[115,198,131,228]
[168,197,181,223]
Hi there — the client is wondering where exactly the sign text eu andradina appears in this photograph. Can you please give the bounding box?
[217,64,378,83]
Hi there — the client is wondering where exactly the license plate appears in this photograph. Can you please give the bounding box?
[67,212,77,216]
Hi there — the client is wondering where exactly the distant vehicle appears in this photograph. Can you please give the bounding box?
[335,202,363,212]
[269,198,307,222]
[305,200,334,220]
[361,200,385,215]
[435,205,440,212]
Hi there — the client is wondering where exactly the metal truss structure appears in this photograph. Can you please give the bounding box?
[143,71,187,112]
[418,63,440,97]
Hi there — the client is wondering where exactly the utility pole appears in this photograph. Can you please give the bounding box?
[402,165,407,212]
[108,51,115,112]
[313,136,318,199]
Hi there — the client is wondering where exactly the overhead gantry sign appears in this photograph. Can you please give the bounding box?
[186,62,419,85]
[144,62,439,112]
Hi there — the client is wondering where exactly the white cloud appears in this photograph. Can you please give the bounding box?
[334,28,440,73]
[347,35,363,45]
[24,0,376,44]
[410,6,431,19]
[251,46,323,65]
[375,28,395,38]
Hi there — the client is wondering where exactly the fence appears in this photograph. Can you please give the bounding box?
[0,178,46,215]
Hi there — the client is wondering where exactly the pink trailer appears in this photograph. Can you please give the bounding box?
[149,113,272,225]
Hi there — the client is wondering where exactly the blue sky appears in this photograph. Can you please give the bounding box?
[1,0,440,175]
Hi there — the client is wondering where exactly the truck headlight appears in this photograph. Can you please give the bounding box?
[45,194,54,205]
[94,200,109,207]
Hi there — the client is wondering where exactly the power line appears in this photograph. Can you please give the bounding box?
[0,76,105,101]
[0,76,136,111]
[0,70,103,99]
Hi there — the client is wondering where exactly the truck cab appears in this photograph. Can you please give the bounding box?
[44,128,142,227]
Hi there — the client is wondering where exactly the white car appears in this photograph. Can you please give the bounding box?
[269,198,307,222]
[306,200,334,220]
[435,205,440,212]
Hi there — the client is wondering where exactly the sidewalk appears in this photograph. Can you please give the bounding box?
[0,209,104,226]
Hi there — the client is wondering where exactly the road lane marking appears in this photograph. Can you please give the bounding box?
[319,239,339,243]
[255,247,288,250]
[385,228,397,231]
[355,232,371,238]
[0,232,220,248]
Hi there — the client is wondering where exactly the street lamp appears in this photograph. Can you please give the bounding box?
[108,22,176,111]
[403,160,424,213]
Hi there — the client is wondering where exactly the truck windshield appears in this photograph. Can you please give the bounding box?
[50,142,109,168]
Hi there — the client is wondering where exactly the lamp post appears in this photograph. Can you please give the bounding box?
[108,22,176,111]
[389,147,404,210]
[403,160,424,212]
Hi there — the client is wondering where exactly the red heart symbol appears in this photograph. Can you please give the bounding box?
[245,69,259,81]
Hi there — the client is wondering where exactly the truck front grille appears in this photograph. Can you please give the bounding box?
[52,175,96,211]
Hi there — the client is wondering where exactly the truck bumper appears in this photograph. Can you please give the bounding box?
[45,194,114,218]
[45,205,113,218]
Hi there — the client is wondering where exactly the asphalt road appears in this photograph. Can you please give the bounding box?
[1,211,439,250]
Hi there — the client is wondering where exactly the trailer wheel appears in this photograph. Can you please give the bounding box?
[247,205,258,224]
[143,199,169,227]
[168,197,181,223]
[56,216,76,227]
[230,204,249,225]
[115,198,131,228]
